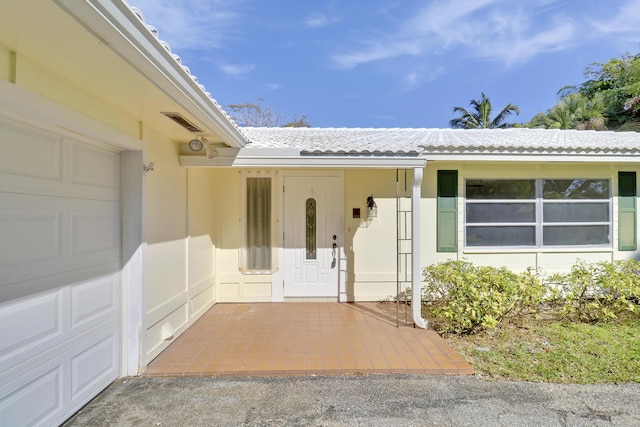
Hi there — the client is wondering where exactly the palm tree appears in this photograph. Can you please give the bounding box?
[450,92,520,129]
[528,93,607,130]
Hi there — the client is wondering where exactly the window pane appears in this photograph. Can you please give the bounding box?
[543,202,609,222]
[543,179,609,199]
[466,180,535,200]
[466,203,535,223]
[543,225,609,246]
[466,226,536,246]
[306,198,317,260]
[246,177,271,270]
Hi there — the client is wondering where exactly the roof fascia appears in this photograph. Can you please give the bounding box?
[53,0,247,148]
[180,155,427,169]
[425,153,640,162]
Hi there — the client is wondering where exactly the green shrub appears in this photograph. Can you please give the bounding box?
[546,259,640,322]
[421,260,545,334]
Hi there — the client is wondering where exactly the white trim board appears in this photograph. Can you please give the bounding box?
[0,80,142,151]
[180,154,427,169]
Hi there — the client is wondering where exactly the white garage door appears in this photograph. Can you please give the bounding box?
[0,116,121,426]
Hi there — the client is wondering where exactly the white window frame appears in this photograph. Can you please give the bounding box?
[464,178,612,249]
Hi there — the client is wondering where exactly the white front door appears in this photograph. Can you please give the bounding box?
[283,176,340,298]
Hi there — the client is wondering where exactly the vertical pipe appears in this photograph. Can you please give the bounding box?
[396,169,400,328]
[412,167,428,329]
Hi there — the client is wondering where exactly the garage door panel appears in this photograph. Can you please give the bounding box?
[0,290,62,361]
[1,277,119,371]
[0,366,62,427]
[0,262,120,309]
[70,274,118,328]
[0,193,120,289]
[0,327,119,427]
[71,142,120,190]
[0,119,119,202]
[0,210,62,266]
[70,333,118,400]
[0,117,62,182]
[70,211,119,255]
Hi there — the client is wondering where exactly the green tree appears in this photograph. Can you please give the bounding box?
[450,93,520,129]
[528,52,640,131]
[530,93,606,130]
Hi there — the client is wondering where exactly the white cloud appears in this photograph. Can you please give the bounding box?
[264,83,282,91]
[217,62,255,76]
[589,0,640,41]
[331,0,588,69]
[398,66,445,93]
[406,72,419,87]
[333,41,421,69]
[128,0,246,50]
[304,13,329,28]
[473,14,576,65]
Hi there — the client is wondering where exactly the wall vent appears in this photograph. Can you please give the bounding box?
[161,112,203,132]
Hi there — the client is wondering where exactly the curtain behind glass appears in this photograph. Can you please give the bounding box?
[246,177,271,270]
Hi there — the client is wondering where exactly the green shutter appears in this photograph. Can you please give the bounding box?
[437,170,458,252]
[618,172,637,251]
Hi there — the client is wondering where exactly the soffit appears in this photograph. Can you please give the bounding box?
[0,0,245,146]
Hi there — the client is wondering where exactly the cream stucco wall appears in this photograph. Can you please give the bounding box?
[344,169,403,301]
[143,129,219,363]
[209,168,277,302]
[0,46,140,139]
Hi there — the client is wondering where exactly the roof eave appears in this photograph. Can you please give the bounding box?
[54,0,247,148]
[423,151,640,162]
[180,154,427,168]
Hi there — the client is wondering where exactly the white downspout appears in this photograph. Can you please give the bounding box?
[412,167,428,329]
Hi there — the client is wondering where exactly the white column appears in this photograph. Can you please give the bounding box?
[120,150,145,375]
[412,167,428,329]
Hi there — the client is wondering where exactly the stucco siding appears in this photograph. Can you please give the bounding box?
[344,169,401,301]
[143,128,218,363]
[8,51,139,139]
[210,168,277,301]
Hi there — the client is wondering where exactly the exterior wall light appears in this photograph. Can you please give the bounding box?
[367,194,377,218]
[188,137,204,151]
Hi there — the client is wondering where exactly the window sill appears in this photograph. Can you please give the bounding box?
[463,246,612,255]
[241,270,276,275]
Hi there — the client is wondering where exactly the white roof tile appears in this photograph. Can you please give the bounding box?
[241,127,640,156]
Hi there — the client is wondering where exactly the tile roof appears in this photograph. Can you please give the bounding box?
[241,127,640,156]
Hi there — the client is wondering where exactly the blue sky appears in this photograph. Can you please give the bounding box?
[130,0,640,128]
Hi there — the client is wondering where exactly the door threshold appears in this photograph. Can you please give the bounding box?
[283,297,339,302]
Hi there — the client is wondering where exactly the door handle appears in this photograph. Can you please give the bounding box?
[331,242,337,268]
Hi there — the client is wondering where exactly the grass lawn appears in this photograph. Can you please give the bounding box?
[444,320,640,384]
